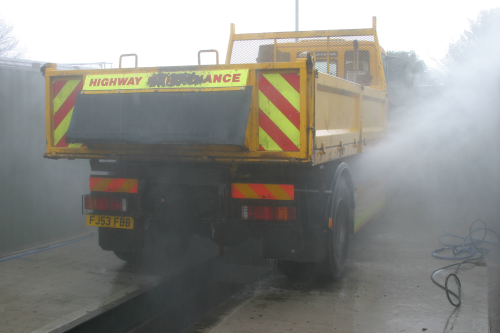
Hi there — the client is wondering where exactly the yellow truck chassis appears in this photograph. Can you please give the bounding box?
[42,18,388,279]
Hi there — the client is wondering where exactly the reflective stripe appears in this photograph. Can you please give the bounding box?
[263,184,293,200]
[232,183,260,199]
[259,75,299,129]
[91,178,113,192]
[231,183,294,200]
[259,110,299,151]
[52,79,84,148]
[54,107,73,146]
[263,73,300,111]
[53,80,80,114]
[259,91,300,147]
[258,127,282,151]
[280,73,301,93]
[90,177,139,193]
[117,179,139,193]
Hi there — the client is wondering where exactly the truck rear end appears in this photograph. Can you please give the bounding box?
[42,18,387,278]
[43,59,310,162]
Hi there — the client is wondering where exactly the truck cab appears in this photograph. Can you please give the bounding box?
[254,38,386,90]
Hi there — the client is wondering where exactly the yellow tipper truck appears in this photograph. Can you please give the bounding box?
[42,17,390,278]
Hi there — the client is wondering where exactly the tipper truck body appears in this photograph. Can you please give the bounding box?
[42,18,389,278]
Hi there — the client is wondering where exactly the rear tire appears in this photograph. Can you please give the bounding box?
[325,176,352,280]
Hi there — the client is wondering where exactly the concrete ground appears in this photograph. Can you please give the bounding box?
[488,231,500,332]
[186,197,495,333]
[0,197,496,333]
[0,233,219,333]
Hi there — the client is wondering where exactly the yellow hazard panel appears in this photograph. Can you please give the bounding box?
[258,73,300,152]
[52,78,84,148]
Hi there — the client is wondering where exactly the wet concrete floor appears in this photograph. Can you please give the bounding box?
[0,233,220,333]
[186,197,495,333]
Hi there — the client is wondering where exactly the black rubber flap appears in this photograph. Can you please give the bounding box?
[66,88,253,145]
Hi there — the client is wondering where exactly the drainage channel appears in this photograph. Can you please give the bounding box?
[44,240,270,333]
[57,261,241,333]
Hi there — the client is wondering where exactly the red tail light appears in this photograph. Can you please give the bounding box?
[83,195,127,213]
[241,206,295,221]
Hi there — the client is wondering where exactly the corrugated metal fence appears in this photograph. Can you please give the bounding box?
[0,58,92,254]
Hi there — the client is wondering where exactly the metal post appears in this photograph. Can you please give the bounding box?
[295,0,299,32]
[295,0,299,42]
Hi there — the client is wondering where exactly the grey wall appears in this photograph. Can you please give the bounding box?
[0,66,91,254]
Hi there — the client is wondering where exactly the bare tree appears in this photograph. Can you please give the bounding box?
[0,17,26,58]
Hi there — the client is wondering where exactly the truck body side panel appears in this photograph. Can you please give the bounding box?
[313,72,386,165]
[353,178,385,232]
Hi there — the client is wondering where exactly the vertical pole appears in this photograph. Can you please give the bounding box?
[225,23,236,65]
[295,0,299,42]
[295,0,299,32]
[218,224,224,256]
[358,89,364,153]
[327,37,330,74]
[274,38,277,62]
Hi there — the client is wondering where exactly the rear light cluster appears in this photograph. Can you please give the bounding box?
[83,195,127,213]
[241,205,296,221]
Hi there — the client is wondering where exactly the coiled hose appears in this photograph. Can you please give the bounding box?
[431,219,499,307]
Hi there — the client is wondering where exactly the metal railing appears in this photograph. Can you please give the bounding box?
[0,57,112,71]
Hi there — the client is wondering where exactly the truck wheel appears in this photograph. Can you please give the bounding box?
[325,176,352,280]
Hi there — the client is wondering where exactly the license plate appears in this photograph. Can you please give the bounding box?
[86,215,134,229]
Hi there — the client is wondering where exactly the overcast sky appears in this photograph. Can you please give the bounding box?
[2,0,498,69]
